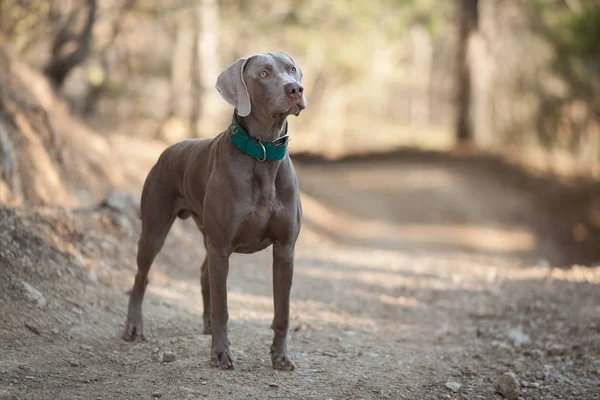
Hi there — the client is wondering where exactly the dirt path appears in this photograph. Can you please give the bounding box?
[1,154,600,399]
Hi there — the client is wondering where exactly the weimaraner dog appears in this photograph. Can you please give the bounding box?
[123,52,306,371]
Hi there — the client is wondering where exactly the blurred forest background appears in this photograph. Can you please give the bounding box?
[4,3,600,398]
[0,0,599,175]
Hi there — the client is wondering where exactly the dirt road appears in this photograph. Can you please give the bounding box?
[1,153,600,399]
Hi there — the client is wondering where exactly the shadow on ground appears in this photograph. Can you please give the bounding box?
[293,149,600,266]
[2,150,600,399]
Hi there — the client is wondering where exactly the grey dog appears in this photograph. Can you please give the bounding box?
[123,52,306,371]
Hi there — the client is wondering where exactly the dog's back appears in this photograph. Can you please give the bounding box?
[139,136,215,221]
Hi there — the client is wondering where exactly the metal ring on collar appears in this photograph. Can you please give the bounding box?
[257,140,267,162]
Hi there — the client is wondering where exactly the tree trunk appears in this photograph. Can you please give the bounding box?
[471,0,496,148]
[455,0,479,144]
[409,24,433,138]
[44,0,97,89]
[158,13,194,143]
[190,16,201,137]
[191,0,222,137]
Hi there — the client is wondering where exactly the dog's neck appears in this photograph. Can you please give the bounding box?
[237,111,287,143]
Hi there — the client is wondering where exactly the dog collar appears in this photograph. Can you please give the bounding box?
[229,114,289,162]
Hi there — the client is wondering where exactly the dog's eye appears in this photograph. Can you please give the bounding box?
[260,71,268,78]
[291,67,297,73]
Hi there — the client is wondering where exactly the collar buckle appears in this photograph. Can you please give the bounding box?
[272,134,290,148]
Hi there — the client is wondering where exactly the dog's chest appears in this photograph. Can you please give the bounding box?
[232,198,282,253]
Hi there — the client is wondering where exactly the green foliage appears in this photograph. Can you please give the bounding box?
[219,0,450,82]
[528,0,600,157]
[560,5,600,57]
[0,0,51,51]
[534,0,600,91]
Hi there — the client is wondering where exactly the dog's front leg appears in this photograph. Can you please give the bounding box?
[206,239,234,369]
[270,241,296,371]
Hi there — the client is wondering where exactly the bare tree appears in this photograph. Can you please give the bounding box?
[83,0,137,115]
[190,0,222,137]
[470,0,495,148]
[455,0,478,144]
[44,0,97,89]
[410,24,433,134]
[158,11,194,142]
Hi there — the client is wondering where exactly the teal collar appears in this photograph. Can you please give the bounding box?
[229,114,289,162]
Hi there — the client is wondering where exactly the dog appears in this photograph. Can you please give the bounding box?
[123,52,306,371]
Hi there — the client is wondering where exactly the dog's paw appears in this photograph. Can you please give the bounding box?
[271,354,295,371]
[122,322,146,342]
[211,348,235,370]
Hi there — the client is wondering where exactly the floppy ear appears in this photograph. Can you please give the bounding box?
[276,51,303,83]
[215,57,253,117]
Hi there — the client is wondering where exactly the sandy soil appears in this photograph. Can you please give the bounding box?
[1,153,600,400]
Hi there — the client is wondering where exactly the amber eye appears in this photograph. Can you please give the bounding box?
[291,67,297,73]
[260,71,268,77]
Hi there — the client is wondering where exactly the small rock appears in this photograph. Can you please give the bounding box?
[268,382,279,388]
[459,365,477,376]
[81,344,93,352]
[495,372,520,400]
[445,381,461,393]
[534,371,545,380]
[543,364,574,385]
[491,340,513,350]
[24,323,41,335]
[151,392,162,398]
[322,351,337,358]
[522,348,544,358]
[521,380,540,389]
[546,344,567,357]
[87,270,98,283]
[20,281,46,308]
[71,253,86,269]
[69,360,80,367]
[151,348,161,362]
[507,326,531,346]
[160,351,176,363]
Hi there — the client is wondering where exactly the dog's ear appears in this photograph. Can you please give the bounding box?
[216,57,253,117]
[276,51,303,83]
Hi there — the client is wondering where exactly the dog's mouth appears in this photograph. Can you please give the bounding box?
[274,96,307,118]
[287,96,307,117]
[289,104,304,117]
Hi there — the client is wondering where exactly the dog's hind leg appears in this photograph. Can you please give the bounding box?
[123,175,177,341]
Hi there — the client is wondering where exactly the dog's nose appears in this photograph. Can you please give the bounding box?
[285,82,304,98]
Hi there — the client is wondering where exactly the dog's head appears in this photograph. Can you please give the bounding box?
[216,52,307,118]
